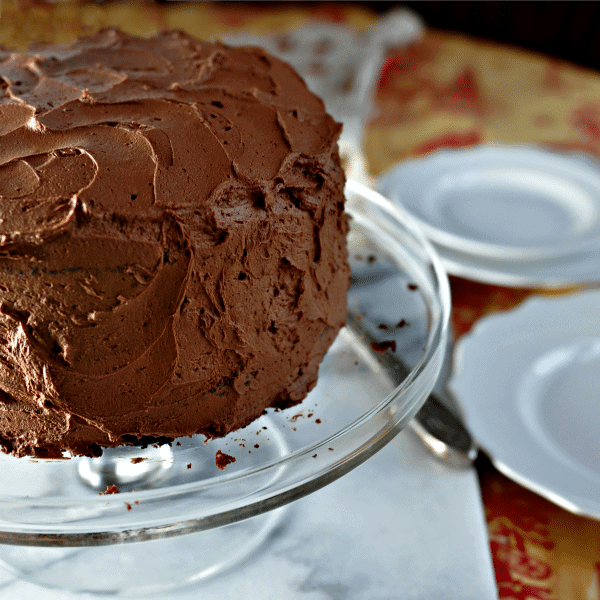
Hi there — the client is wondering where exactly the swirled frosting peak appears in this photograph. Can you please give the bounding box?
[0,29,349,457]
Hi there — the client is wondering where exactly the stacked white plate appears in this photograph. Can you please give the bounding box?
[379,145,600,287]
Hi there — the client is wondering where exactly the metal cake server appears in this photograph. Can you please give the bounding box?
[346,312,477,469]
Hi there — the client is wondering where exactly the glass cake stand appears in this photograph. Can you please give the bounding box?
[0,181,450,596]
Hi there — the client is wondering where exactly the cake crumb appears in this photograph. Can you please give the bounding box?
[131,457,147,464]
[315,419,322,424]
[396,319,410,328]
[187,463,192,469]
[100,484,119,495]
[215,449,236,470]
[312,453,317,458]
[125,502,132,511]
[254,444,260,448]
[371,340,397,353]
[407,283,419,291]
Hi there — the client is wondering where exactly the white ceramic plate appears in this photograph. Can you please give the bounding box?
[378,145,600,287]
[451,289,600,518]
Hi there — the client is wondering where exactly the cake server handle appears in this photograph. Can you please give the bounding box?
[410,387,477,469]
[345,313,477,469]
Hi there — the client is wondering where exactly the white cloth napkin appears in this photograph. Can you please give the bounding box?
[0,429,498,600]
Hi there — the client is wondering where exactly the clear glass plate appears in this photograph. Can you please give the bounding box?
[0,181,450,595]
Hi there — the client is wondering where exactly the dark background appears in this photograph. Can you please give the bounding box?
[244,2,600,71]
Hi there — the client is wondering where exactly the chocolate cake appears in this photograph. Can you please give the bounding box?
[0,29,349,458]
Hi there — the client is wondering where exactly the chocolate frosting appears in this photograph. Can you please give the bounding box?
[0,29,349,457]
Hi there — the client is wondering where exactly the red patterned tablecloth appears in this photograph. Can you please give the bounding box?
[2,2,600,598]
